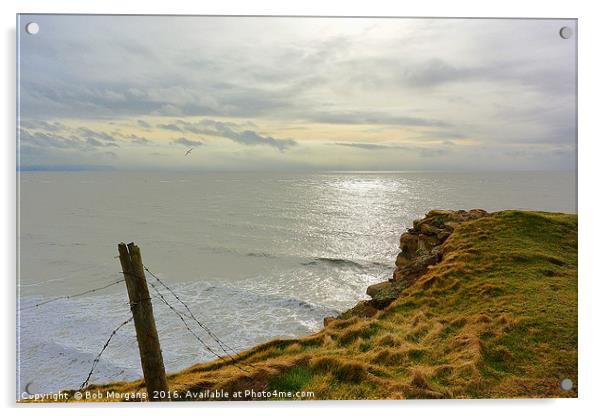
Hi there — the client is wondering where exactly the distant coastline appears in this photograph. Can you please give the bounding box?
[17,164,115,172]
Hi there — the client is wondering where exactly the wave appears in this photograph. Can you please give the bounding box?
[19,276,69,288]
[302,257,390,270]
[246,252,276,258]
[18,330,139,395]
[302,257,363,268]
[198,282,338,315]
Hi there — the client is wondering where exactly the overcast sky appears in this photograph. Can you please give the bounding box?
[18,16,576,171]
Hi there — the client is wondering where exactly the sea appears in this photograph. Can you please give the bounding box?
[17,170,576,395]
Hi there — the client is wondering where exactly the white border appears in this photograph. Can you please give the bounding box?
[2,1,600,415]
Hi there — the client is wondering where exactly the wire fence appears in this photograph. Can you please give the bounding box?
[18,279,125,311]
[144,266,254,369]
[79,316,134,390]
[18,261,251,392]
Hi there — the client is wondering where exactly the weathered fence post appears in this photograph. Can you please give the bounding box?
[118,242,169,401]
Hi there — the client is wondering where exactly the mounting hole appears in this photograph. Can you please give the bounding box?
[560,378,573,391]
[24,381,38,395]
[559,26,573,39]
[25,22,39,35]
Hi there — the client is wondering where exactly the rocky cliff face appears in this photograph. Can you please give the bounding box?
[327,209,488,324]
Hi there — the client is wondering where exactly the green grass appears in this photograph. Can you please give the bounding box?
[268,366,314,397]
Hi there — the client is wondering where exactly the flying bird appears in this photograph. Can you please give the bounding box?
[185,148,193,156]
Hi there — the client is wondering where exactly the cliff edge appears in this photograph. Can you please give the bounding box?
[332,209,489,322]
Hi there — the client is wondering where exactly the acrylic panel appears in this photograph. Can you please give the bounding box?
[16,15,577,402]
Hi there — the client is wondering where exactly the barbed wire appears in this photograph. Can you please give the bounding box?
[146,279,250,373]
[80,315,134,390]
[143,266,249,363]
[18,279,125,311]
[23,261,254,393]
[146,281,222,358]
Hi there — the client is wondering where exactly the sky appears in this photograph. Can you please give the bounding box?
[17,16,577,171]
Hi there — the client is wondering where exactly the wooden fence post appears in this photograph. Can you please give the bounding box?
[118,242,169,401]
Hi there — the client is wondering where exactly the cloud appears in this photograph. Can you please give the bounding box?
[418,147,449,158]
[171,137,204,147]
[311,111,450,127]
[160,119,297,151]
[99,151,118,159]
[334,142,409,150]
[20,130,80,149]
[401,59,483,88]
[227,129,297,151]
[85,137,119,148]
[17,16,575,171]
[77,127,117,142]
[157,123,182,132]
[334,141,450,157]
[126,134,152,145]
[20,119,66,132]
[20,129,119,150]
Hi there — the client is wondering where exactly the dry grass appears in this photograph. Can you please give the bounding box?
[57,210,577,401]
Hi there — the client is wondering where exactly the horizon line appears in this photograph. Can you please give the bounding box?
[17,166,577,174]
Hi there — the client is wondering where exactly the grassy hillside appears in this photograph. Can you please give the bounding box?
[71,210,578,400]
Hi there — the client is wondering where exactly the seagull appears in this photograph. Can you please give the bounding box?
[185,148,193,156]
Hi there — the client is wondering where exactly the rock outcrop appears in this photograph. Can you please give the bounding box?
[326,209,488,325]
